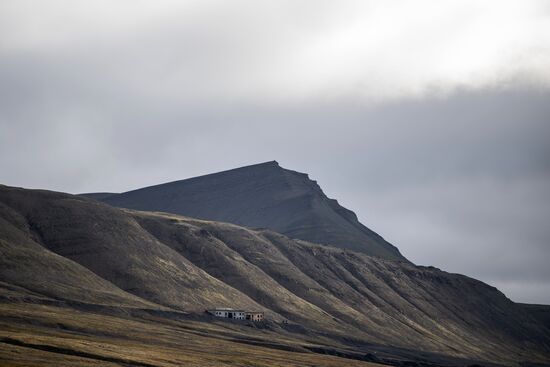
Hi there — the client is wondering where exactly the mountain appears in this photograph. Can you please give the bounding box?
[2,184,549,366]
[93,161,405,261]
[0,185,264,312]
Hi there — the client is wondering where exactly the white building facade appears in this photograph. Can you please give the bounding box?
[207,308,246,320]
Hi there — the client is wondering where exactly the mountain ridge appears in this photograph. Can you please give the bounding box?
[2,183,550,366]
[90,161,406,261]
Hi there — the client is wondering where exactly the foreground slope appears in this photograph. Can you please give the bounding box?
[0,302,386,367]
[98,161,405,260]
[0,185,265,313]
[1,184,549,366]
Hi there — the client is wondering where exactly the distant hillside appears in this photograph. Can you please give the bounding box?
[2,184,549,366]
[92,161,405,261]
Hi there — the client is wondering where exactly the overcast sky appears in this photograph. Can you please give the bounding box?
[1,1,549,304]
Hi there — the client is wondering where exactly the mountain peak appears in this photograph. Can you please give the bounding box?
[262,160,279,167]
[94,162,406,261]
[229,160,280,171]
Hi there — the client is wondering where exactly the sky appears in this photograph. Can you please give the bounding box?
[1,0,549,303]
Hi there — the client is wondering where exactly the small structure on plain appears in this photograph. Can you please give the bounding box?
[206,308,264,321]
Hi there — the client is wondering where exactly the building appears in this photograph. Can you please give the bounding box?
[206,308,264,322]
[206,308,245,320]
[245,311,264,321]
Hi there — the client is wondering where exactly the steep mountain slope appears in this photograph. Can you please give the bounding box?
[137,212,550,363]
[0,201,152,308]
[0,185,266,313]
[97,161,405,261]
[1,184,549,366]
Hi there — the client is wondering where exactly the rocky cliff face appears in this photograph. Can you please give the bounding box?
[98,161,405,261]
[1,184,549,366]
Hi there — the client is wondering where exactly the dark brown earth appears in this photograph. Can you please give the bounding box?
[1,184,549,366]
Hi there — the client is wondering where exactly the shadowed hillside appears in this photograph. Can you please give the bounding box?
[1,184,549,366]
[96,161,405,261]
